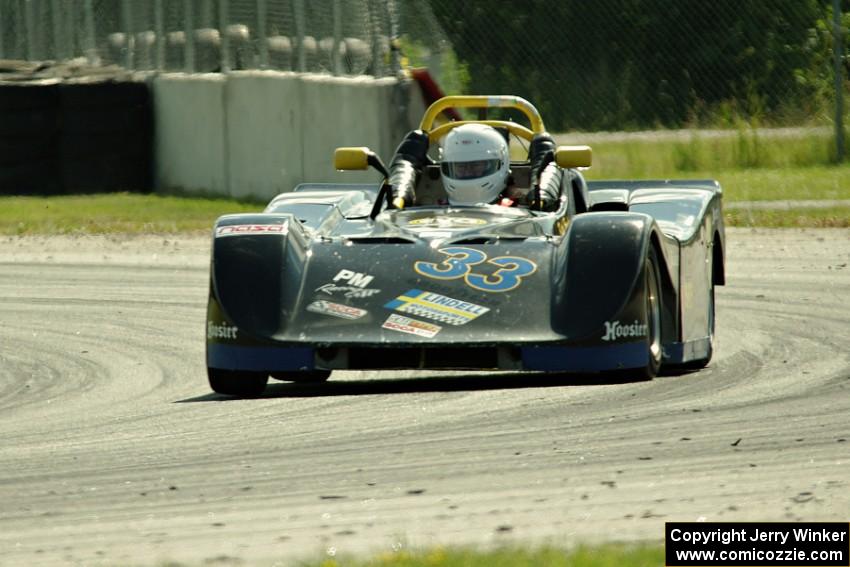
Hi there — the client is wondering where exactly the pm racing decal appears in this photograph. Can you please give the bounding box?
[602,320,648,342]
[307,300,367,320]
[215,223,289,237]
[414,246,537,293]
[384,289,488,326]
[381,314,441,338]
[315,269,380,299]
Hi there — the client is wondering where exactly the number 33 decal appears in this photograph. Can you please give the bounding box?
[414,247,537,292]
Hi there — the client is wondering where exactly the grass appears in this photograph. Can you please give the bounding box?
[557,127,839,177]
[295,544,664,567]
[1,128,848,234]
[568,129,850,203]
[0,187,847,235]
[725,206,850,228]
[585,165,850,203]
[689,166,850,202]
[0,192,260,235]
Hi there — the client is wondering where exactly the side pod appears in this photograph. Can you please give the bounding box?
[554,212,677,343]
[210,213,307,339]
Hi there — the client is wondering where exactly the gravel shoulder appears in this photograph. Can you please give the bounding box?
[0,228,847,566]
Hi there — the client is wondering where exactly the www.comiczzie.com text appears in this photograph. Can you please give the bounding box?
[665,522,849,566]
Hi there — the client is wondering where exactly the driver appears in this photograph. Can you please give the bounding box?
[440,124,513,206]
[387,123,563,210]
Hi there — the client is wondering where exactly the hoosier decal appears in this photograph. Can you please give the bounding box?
[381,314,441,338]
[384,289,489,326]
[602,320,648,341]
[307,300,367,320]
[207,321,238,340]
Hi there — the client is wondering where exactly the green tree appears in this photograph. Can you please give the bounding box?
[426,0,829,130]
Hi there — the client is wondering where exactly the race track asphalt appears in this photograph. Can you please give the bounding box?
[0,229,848,566]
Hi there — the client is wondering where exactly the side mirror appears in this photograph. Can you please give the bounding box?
[555,145,592,169]
[334,146,390,179]
[334,147,371,170]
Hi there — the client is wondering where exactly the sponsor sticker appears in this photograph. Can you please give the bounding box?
[207,321,238,340]
[384,289,489,326]
[381,313,441,338]
[315,269,381,299]
[307,300,367,320]
[315,283,380,298]
[602,320,648,341]
[332,269,374,288]
[215,223,289,237]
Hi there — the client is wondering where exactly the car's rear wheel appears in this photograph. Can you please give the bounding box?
[208,367,268,397]
[270,370,331,383]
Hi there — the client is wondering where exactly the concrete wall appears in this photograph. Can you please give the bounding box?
[154,71,421,200]
[299,74,395,186]
[153,74,227,195]
[225,71,302,200]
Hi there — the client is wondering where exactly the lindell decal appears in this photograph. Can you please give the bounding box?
[384,289,488,326]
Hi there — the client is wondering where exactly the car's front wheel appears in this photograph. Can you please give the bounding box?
[607,246,662,382]
[637,246,663,379]
[208,367,268,397]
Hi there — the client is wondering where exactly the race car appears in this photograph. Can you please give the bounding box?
[206,95,724,396]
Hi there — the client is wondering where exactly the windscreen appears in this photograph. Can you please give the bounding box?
[440,159,501,180]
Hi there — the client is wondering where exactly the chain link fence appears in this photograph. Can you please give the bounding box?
[0,0,397,75]
[1,0,847,132]
[416,0,848,132]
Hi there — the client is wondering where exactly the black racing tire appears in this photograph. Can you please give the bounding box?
[59,81,150,109]
[636,245,663,380]
[208,367,268,397]
[0,158,62,195]
[59,132,150,159]
[0,83,59,111]
[61,106,152,135]
[0,108,60,137]
[0,135,57,166]
[271,370,332,383]
[61,150,152,194]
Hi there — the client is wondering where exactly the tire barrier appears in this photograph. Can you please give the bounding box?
[0,80,61,195]
[59,80,152,194]
[0,71,153,196]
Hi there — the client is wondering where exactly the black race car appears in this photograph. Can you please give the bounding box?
[206,95,724,396]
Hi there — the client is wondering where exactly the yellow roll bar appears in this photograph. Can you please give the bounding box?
[427,120,536,143]
[419,95,545,139]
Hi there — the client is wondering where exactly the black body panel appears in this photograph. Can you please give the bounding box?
[207,176,723,374]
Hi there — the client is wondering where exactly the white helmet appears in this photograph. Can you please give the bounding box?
[440,124,509,205]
